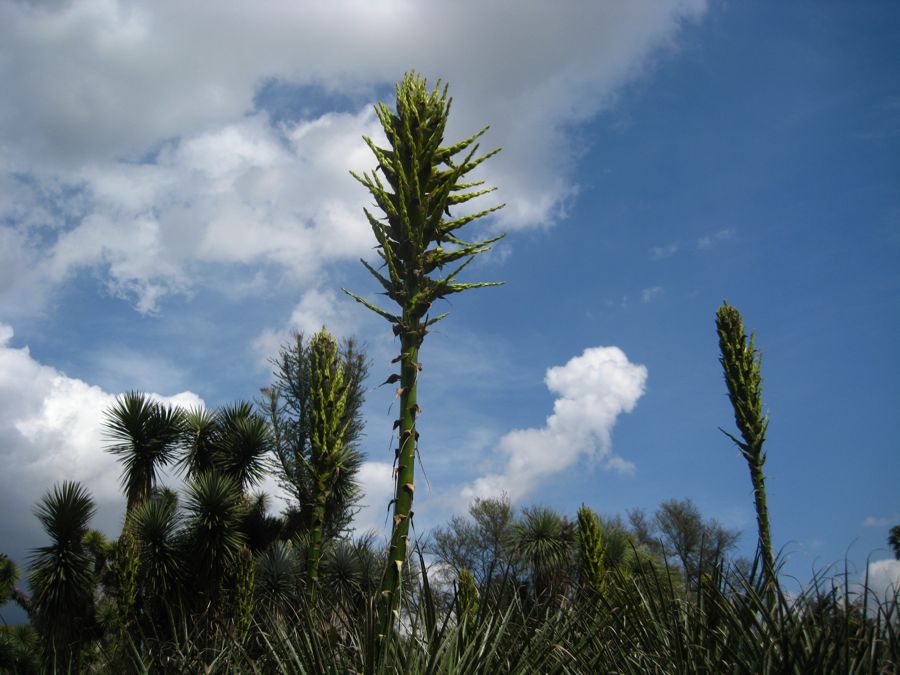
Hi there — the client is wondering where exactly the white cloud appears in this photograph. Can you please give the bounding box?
[641,286,663,303]
[0,0,707,314]
[19,109,385,312]
[352,460,396,536]
[863,515,899,528]
[461,346,647,503]
[697,227,735,249]
[252,286,366,367]
[650,242,680,260]
[0,322,203,554]
[864,558,900,602]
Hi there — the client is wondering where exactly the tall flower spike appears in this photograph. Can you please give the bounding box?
[716,301,775,599]
[344,72,505,637]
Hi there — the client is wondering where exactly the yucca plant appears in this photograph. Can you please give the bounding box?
[182,471,247,602]
[27,481,97,670]
[511,506,574,607]
[0,624,40,674]
[178,405,220,479]
[716,302,776,594]
[131,493,183,601]
[216,402,271,493]
[104,391,183,515]
[346,71,505,635]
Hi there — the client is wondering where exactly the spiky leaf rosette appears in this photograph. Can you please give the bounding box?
[28,482,97,665]
[131,495,182,598]
[513,507,573,602]
[0,554,19,607]
[256,540,301,614]
[104,391,183,514]
[183,471,247,594]
[345,71,505,636]
[177,405,220,479]
[207,401,272,492]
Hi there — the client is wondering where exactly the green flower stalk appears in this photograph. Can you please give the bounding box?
[307,329,351,603]
[716,302,775,592]
[345,72,505,635]
[114,531,140,636]
[577,505,606,597]
[457,567,479,624]
[234,547,255,635]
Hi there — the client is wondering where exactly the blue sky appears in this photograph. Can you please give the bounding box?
[1,0,898,619]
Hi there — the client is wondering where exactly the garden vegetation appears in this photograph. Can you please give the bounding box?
[1,73,897,674]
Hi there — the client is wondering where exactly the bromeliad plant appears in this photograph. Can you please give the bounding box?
[345,72,505,634]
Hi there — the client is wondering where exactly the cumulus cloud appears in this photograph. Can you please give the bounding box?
[252,286,367,367]
[864,559,900,602]
[10,109,385,313]
[461,346,647,503]
[0,0,707,314]
[352,461,397,535]
[0,323,203,560]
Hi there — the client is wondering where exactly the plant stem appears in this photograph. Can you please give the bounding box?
[378,330,420,634]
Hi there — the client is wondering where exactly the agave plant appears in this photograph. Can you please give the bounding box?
[346,71,505,634]
[104,391,183,515]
